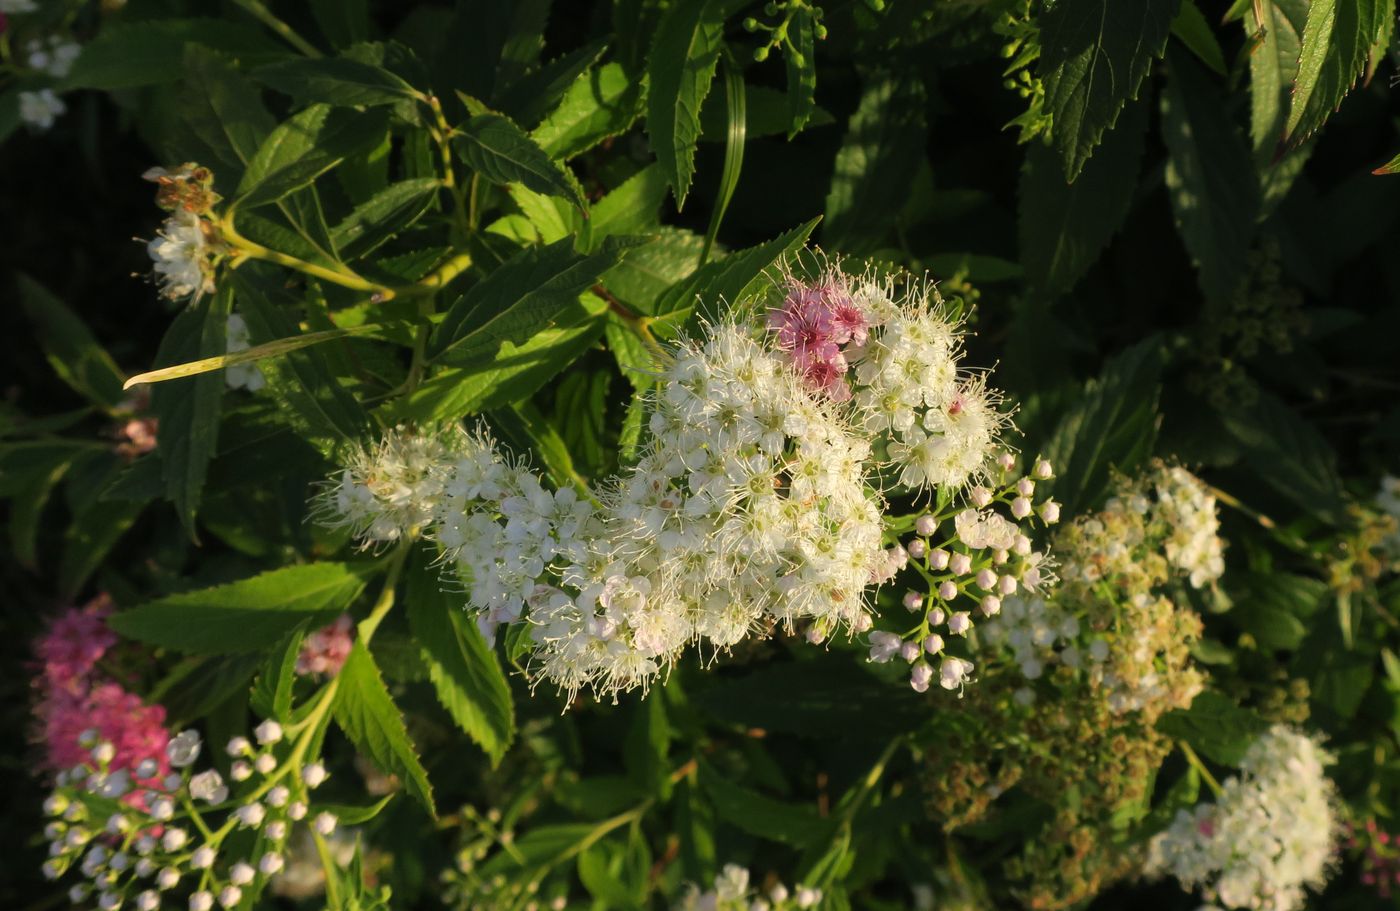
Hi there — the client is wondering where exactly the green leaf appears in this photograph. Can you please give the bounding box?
[823,74,925,253]
[232,273,372,446]
[61,496,143,599]
[432,236,636,365]
[1218,391,1348,523]
[699,761,833,847]
[250,625,307,720]
[109,563,368,654]
[329,178,440,260]
[1039,338,1162,518]
[1285,0,1393,144]
[591,165,672,241]
[1157,691,1269,765]
[17,273,126,409]
[236,105,392,210]
[646,0,731,208]
[497,40,609,128]
[405,554,514,766]
[699,84,834,140]
[255,55,420,107]
[334,642,436,815]
[64,19,287,90]
[1171,1,1227,74]
[316,796,395,827]
[700,58,746,264]
[1246,0,1309,160]
[151,287,231,536]
[650,219,818,329]
[6,444,79,568]
[455,112,586,208]
[179,47,277,183]
[602,228,705,312]
[1019,99,1147,296]
[532,61,645,161]
[1162,45,1260,304]
[785,5,819,135]
[310,0,369,49]
[392,294,608,424]
[1229,572,1327,651]
[1038,0,1181,180]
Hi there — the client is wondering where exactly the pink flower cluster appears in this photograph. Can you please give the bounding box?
[1348,818,1400,898]
[33,595,170,787]
[296,614,354,676]
[767,272,868,401]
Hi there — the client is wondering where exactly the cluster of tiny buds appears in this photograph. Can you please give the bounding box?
[868,456,1058,693]
[41,724,337,910]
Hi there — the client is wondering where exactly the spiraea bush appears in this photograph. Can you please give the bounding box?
[3,1,1400,910]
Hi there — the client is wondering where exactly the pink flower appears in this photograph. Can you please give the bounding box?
[296,615,354,677]
[826,291,868,346]
[800,352,852,402]
[35,595,118,693]
[40,683,170,785]
[769,286,835,358]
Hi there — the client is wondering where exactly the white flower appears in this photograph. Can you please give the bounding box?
[188,770,227,804]
[312,811,337,836]
[228,862,254,886]
[26,37,81,78]
[136,890,160,911]
[1146,726,1338,911]
[302,763,327,788]
[19,89,66,130]
[258,852,285,875]
[166,730,202,768]
[234,802,266,828]
[147,210,215,301]
[189,892,213,911]
[217,886,242,910]
[190,847,215,870]
[160,828,187,852]
[226,736,251,756]
[157,867,180,890]
[224,314,266,392]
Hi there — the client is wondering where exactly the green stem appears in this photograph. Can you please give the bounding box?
[230,0,324,58]
[221,214,391,297]
[1178,740,1224,799]
[358,545,410,643]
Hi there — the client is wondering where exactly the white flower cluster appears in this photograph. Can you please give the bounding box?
[20,89,67,131]
[318,265,1034,700]
[980,594,1100,683]
[1152,466,1226,588]
[27,36,82,78]
[224,315,266,392]
[1146,726,1339,911]
[676,863,821,911]
[142,165,222,302]
[41,725,339,911]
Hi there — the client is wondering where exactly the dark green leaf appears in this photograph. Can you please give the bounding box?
[316,796,395,827]
[823,74,925,254]
[405,554,514,766]
[236,105,392,210]
[1247,0,1309,160]
[255,56,419,108]
[109,563,368,654]
[17,273,126,408]
[647,0,731,208]
[151,287,231,536]
[1170,1,1227,74]
[1038,0,1181,180]
[432,236,635,365]
[179,47,276,185]
[1019,99,1147,296]
[1218,391,1348,522]
[60,496,143,599]
[329,178,441,260]
[310,0,369,49]
[334,642,436,815]
[497,40,609,128]
[455,112,586,207]
[699,84,834,140]
[1229,572,1327,651]
[1157,691,1269,765]
[1039,338,1163,518]
[785,6,818,135]
[700,760,833,847]
[250,625,308,720]
[64,19,287,90]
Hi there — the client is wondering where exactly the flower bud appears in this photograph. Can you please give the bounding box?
[1040,500,1061,523]
[161,828,187,852]
[970,486,992,508]
[910,664,933,693]
[939,656,973,691]
[902,591,923,611]
[230,761,252,782]
[235,802,265,828]
[135,759,158,779]
[267,785,290,808]
[229,862,254,886]
[226,736,251,757]
[899,641,920,663]
[166,730,201,768]
[923,634,944,655]
[302,763,328,788]
[137,891,160,911]
[190,891,213,911]
[1033,459,1053,479]
[996,452,1016,471]
[287,801,308,821]
[313,811,338,836]
[915,514,938,536]
[265,820,288,841]
[929,548,950,570]
[906,538,926,559]
[999,575,1018,596]
[937,581,957,600]
[92,742,116,764]
[150,797,175,822]
[135,858,155,878]
[948,612,971,635]
[979,595,1001,616]
[254,720,283,745]
[1016,477,1035,497]
[976,568,997,590]
[78,729,99,748]
[1011,496,1032,519]
[190,847,215,870]
[218,886,242,910]
[254,753,276,775]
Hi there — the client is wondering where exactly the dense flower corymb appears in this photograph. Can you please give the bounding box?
[1146,726,1339,911]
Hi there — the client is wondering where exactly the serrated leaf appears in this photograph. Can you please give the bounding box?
[236,105,392,210]
[1157,691,1269,765]
[405,555,514,765]
[823,74,925,253]
[1285,0,1393,144]
[255,55,420,107]
[17,273,126,408]
[1039,338,1162,518]
[250,625,307,720]
[392,294,608,424]
[650,219,818,329]
[334,642,436,815]
[646,0,731,208]
[602,228,705,313]
[151,287,231,537]
[1038,0,1181,180]
[316,796,395,827]
[1247,0,1308,160]
[109,563,367,654]
[497,40,609,128]
[1171,1,1227,74]
[60,494,143,599]
[1218,391,1348,523]
[785,6,818,135]
[455,112,586,208]
[1162,45,1260,304]
[592,165,671,241]
[699,760,833,847]
[1019,99,1147,296]
[532,61,644,160]
[432,236,636,365]
[64,19,288,89]
[329,178,440,260]
[179,47,277,183]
